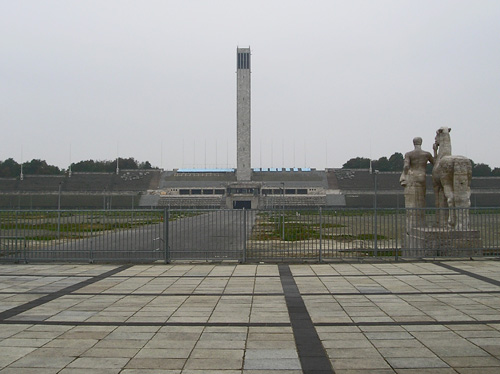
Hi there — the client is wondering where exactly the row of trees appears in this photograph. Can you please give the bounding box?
[1,154,499,178]
[342,153,500,177]
[71,158,154,173]
[0,159,61,178]
[342,153,405,172]
[0,158,156,178]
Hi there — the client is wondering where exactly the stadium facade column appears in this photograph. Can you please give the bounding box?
[236,47,251,181]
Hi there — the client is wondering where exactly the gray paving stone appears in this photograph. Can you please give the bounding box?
[199,332,247,341]
[482,345,500,356]
[326,347,385,359]
[0,356,26,369]
[134,348,192,359]
[25,347,89,357]
[120,369,181,374]
[424,339,491,357]
[0,325,29,339]
[243,357,302,370]
[59,326,115,340]
[0,338,52,348]
[242,371,302,374]
[190,348,243,359]
[332,357,392,370]
[9,355,75,369]
[364,331,415,340]
[332,370,396,374]
[125,358,185,370]
[386,357,449,369]
[377,347,438,358]
[184,357,243,370]
[11,330,65,340]
[68,357,129,369]
[454,368,500,374]
[469,337,500,346]
[58,369,121,374]
[247,332,294,341]
[322,338,374,349]
[0,346,37,357]
[394,369,459,374]
[182,371,240,374]
[82,347,141,358]
[195,339,247,349]
[245,349,298,359]
[93,339,148,349]
[145,339,197,349]
[44,338,98,349]
[0,368,59,374]
[441,356,500,367]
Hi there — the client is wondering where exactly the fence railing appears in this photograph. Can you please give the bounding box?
[0,210,165,263]
[1,207,499,263]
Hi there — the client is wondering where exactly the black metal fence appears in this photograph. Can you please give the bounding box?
[1,208,499,263]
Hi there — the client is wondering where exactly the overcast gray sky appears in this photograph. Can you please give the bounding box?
[2,0,500,170]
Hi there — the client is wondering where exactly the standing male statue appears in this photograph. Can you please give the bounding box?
[400,137,434,228]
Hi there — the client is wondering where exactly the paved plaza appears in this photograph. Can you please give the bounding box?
[0,260,500,373]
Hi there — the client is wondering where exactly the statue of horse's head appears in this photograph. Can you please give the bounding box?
[434,127,452,157]
[435,127,451,147]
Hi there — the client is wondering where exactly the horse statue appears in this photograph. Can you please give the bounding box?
[432,127,472,229]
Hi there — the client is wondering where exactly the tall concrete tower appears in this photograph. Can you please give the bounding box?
[236,47,251,181]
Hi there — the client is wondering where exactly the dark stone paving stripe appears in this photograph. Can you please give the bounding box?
[314,319,500,327]
[303,290,500,296]
[279,264,334,374]
[0,272,458,278]
[0,320,291,327]
[0,292,285,297]
[2,319,500,328]
[0,265,131,321]
[435,262,500,287]
[4,290,500,297]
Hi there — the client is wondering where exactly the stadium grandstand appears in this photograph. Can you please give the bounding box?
[1,168,499,209]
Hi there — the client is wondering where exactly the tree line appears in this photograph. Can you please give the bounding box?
[0,158,156,178]
[1,154,499,178]
[342,153,500,177]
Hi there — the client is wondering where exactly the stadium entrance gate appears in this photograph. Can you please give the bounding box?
[233,200,251,209]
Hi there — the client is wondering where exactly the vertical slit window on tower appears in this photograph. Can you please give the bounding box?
[238,52,250,69]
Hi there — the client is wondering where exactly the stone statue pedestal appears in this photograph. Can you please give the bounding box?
[404,186,426,229]
[404,227,482,257]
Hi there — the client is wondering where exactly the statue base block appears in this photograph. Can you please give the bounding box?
[404,227,482,257]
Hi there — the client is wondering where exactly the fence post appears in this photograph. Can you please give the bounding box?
[319,207,323,262]
[164,208,170,264]
[14,211,18,263]
[395,205,399,262]
[23,237,27,264]
[374,203,378,258]
[89,211,94,263]
[242,209,247,263]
